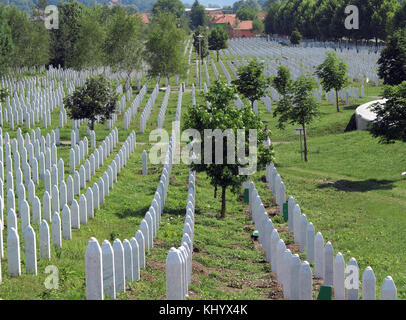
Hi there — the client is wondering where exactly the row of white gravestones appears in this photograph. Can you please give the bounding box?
[86,132,168,300]
[203,60,210,87]
[166,170,195,300]
[157,85,171,130]
[70,128,117,176]
[123,83,147,131]
[262,163,397,300]
[218,58,232,86]
[140,134,174,254]
[85,236,142,300]
[191,84,196,107]
[4,130,138,280]
[210,59,219,81]
[175,84,183,124]
[69,137,89,173]
[140,82,159,134]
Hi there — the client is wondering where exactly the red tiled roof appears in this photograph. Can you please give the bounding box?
[139,13,149,24]
[210,14,236,25]
[235,20,253,30]
[258,12,265,21]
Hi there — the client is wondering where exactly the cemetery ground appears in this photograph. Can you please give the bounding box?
[1,45,405,300]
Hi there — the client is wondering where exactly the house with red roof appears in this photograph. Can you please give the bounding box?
[209,14,254,38]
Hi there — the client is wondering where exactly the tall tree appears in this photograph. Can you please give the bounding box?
[183,79,274,217]
[49,0,84,68]
[236,7,257,20]
[145,12,185,80]
[104,9,144,89]
[273,75,320,162]
[208,26,228,62]
[252,16,264,35]
[152,0,185,19]
[378,28,406,86]
[0,10,14,75]
[190,0,208,30]
[370,82,406,143]
[273,65,292,96]
[232,59,271,106]
[315,51,348,112]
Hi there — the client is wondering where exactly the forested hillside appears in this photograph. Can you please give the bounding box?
[1,0,158,13]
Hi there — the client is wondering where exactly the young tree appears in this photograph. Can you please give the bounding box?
[208,26,228,62]
[64,75,118,130]
[315,51,348,112]
[0,15,14,76]
[232,59,271,106]
[152,0,185,19]
[378,28,406,86]
[370,82,406,143]
[104,10,144,89]
[236,7,257,20]
[273,65,292,96]
[273,75,320,162]
[252,16,264,35]
[193,26,209,63]
[49,0,84,68]
[290,29,302,45]
[145,12,185,80]
[72,8,105,71]
[190,0,208,30]
[0,87,8,103]
[183,79,274,217]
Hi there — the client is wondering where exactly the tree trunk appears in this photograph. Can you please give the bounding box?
[303,123,308,162]
[335,89,340,112]
[89,120,95,131]
[221,186,226,218]
[214,185,217,198]
[216,50,219,62]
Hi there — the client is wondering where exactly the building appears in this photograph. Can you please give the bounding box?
[209,14,255,39]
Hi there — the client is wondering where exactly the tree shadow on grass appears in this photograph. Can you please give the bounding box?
[317,179,395,192]
[114,205,202,219]
[343,105,359,111]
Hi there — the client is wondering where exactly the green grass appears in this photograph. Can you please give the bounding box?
[0,43,404,300]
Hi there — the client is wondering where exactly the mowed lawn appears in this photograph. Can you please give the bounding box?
[254,85,406,299]
[0,45,405,299]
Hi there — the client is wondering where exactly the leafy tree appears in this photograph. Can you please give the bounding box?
[392,0,406,31]
[49,0,84,68]
[36,0,48,9]
[123,4,139,14]
[0,87,9,103]
[273,65,292,96]
[104,10,144,89]
[190,0,208,30]
[0,10,14,75]
[236,7,257,20]
[370,82,406,143]
[70,8,104,70]
[145,12,185,80]
[64,75,118,130]
[273,75,320,162]
[152,0,185,19]
[183,79,274,217]
[233,0,261,13]
[378,28,406,86]
[315,51,348,112]
[232,59,271,106]
[252,16,264,35]
[290,29,302,45]
[208,26,228,62]
[193,26,209,62]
